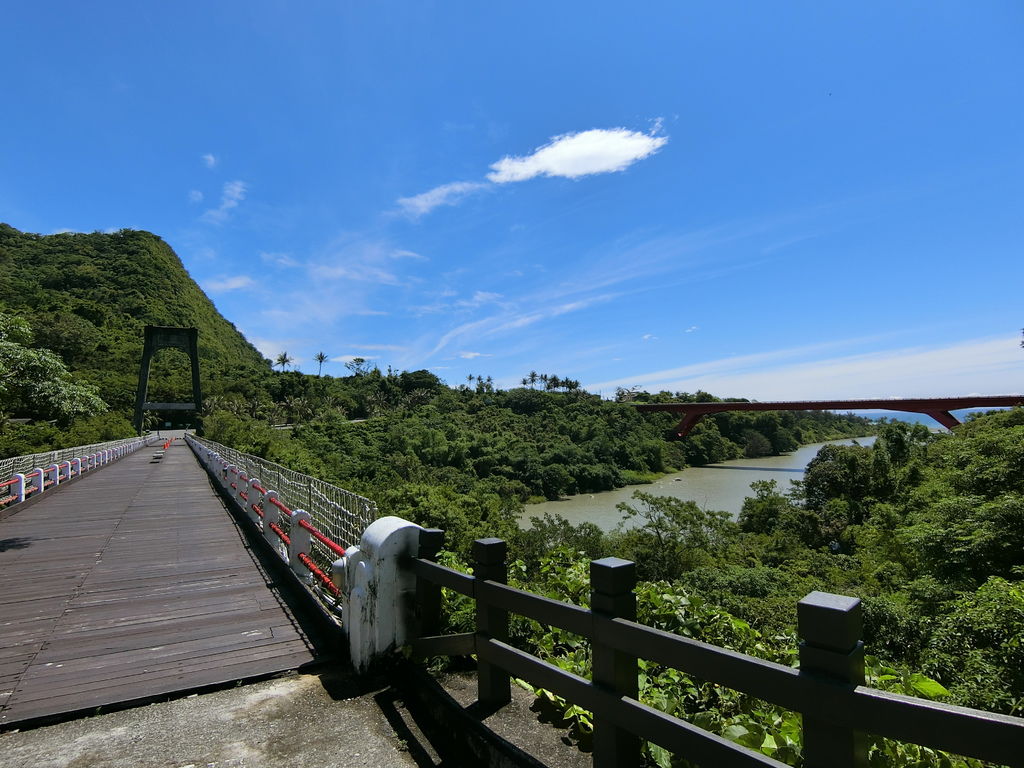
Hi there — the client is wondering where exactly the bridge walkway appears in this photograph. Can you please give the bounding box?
[0,440,316,728]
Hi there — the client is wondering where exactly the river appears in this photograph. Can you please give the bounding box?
[520,436,877,531]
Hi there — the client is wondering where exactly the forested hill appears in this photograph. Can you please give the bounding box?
[0,223,269,411]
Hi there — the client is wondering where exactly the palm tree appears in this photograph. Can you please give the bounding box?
[314,351,328,376]
[274,351,293,371]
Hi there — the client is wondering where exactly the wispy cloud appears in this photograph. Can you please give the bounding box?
[642,334,657,341]
[202,153,217,168]
[308,237,426,285]
[459,351,492,359]
[203,275,255,293]
[397,181,488,218]
[588,336,1023,401]
[188,190,204,203]
[260,251,300,268]
[202,180,247,223]
[487,127,668,183]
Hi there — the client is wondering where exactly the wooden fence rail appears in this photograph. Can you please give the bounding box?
[410,529,1024,768]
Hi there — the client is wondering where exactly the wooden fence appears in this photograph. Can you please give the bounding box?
[410,529,1023,768]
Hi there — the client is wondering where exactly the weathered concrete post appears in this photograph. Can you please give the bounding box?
[289,509,313,579]
[246,477,263,525]
[340,516,423,672]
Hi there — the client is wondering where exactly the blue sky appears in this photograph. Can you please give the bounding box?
[3,2,1022,399]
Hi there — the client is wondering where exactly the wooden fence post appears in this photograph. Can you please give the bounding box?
[416,528,445,639]
[591,557,640,768]
[798,591,868,768]
[473,537,511,708]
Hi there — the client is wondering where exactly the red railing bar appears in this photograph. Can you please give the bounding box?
[251,481,265,493]
[269,522,290,545]
[298,552,340,596]
[0,478,18,488]
[269,497,293,516]
[240,491,248,501]
[251,503,265,519]
[297,518,346,558]
[0,495,16,506]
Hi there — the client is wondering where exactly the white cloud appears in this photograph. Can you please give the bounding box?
[202,180,247,223]
[51,228,81,234]
[588,336,1023,401]
[188,190,204,203]
[642,334,657,341]
[396,123,667,219]
[458,291,503,308]
[202,153,217,168]
[685,326,699,333]
[397,181,488,218]
[204,275,255,293]
[487,127,668,183]
[459,351,492,359]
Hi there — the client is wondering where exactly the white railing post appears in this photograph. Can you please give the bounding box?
[263,490,282,550]
[70,458,81,478]
[12,474,26,503]
[45,463,59,489]
[234,473,247,507]
[246,477,263,524]
[289,509,312,579]
[224,464,237,491]
[58,461,71,482]
[30,467,44,495]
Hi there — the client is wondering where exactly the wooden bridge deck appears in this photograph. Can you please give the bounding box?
[0,440,316,728]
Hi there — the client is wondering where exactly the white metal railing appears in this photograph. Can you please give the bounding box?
[0,435,160,509]
[186,433,379,615]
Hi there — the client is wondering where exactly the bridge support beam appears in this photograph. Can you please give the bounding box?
[133,326,202,435]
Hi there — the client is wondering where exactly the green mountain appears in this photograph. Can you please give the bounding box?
[0,223,270,413]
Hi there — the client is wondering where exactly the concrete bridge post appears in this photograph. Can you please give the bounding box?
[263,490,281,548]
[45,463,59,489]
[70,458,81,478]
[11,474,25,504]
[289,509,312,580]
[246,477,263,525]
[30,468,43,495]
[338,516,423,672]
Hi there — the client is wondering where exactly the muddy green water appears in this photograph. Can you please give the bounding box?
[521,436,877,531]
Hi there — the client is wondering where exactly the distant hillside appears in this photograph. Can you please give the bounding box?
[0,223,270,412]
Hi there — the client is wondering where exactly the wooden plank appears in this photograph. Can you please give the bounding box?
[0,443,318,727]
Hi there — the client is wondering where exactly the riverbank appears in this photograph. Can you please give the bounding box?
[521,436,876,531]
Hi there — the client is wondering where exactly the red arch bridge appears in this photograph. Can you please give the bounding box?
[635,395,1024,437]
